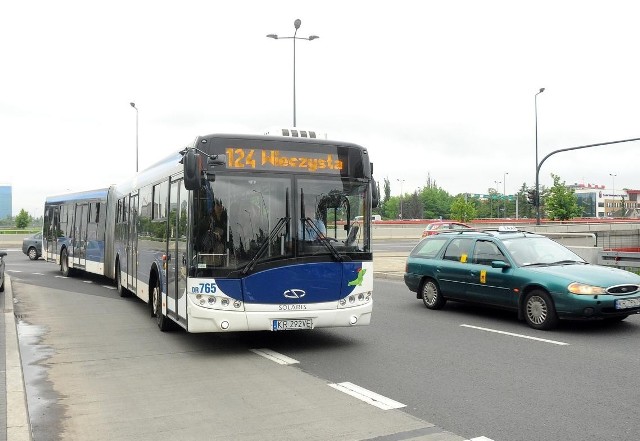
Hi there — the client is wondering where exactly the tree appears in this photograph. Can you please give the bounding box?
[450,195,476,222]
[420,186,452,219]
[545,174,581,221]
[403,191,424,219]
[383,177,391,204]
[376,177,393,219]
[15,209,30,229]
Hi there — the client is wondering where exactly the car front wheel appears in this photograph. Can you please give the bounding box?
[524,290,558,330]
[28,247,38,260]
[421,279,446,310]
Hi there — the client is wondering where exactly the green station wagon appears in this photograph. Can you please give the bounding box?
[404,227,640,330]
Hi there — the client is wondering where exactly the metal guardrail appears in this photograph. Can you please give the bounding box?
[595,229,640,250]
[542,232,597,247]
[598,250,640,270]
[0,229,39,235]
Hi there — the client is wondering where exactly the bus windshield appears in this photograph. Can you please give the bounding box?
[191,174,370,275]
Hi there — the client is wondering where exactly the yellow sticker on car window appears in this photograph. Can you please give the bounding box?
[480,270,487,284]
[460,253,467,263]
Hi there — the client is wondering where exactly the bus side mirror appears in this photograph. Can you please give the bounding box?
[184,149,203,190]
[371,177,379,208]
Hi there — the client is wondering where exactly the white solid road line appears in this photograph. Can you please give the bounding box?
[461,324,569,346]
[328,382,406,410]
[250,348,299,365]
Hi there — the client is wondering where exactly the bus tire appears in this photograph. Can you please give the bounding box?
[61,248,72,277]
[152,278,170,332]
[115,260,128,298]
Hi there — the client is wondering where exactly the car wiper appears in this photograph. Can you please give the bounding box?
[241,217,289,275]
[549,260,587,265]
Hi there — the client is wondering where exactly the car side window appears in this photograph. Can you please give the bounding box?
[473,240,505,266]
[412,237,448,258]
[443,238,474,263]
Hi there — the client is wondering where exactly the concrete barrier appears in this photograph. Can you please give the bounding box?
[0,234,29,249]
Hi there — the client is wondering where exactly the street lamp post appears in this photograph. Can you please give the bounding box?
[267,19,319,128]
[610,173,617,216]
[130,102,138,172]
[503,171,508,218]
[494,180,501,219]
[397,178,405,219]
[535,87,545,225]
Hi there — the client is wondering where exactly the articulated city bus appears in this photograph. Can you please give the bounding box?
[44,133,378,332]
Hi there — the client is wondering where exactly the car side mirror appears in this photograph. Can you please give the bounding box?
[491,260,511,269]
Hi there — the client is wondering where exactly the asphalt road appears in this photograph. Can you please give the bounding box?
[5,249,640,441]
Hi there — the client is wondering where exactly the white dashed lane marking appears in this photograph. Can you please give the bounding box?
[328,382,405,410]
[461,324,569,345]
[250,348,299,365]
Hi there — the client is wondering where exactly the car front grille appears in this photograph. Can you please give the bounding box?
[606,284,640,295]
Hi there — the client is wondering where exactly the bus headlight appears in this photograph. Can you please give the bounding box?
[188,294,244,311]
[338,291,372,309]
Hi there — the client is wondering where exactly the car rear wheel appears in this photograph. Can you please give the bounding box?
[27,247,38,260]
[524,290,558,330]
[421,279,446,310]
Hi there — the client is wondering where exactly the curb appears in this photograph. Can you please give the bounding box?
[4,276,32,441]
[373,271,405,281]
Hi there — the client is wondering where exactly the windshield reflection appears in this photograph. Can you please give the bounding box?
[190,175,371,275]
[503,236,585,267]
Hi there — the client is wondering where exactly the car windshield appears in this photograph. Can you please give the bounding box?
[502,236,586,267]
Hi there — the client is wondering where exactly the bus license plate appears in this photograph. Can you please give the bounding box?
[615,298,640,309]
[272,319,313,331]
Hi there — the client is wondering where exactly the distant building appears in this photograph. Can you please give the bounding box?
[571,183,640,218]
[0,185,11,219]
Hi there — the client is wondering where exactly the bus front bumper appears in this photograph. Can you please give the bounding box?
[187,302,373,333]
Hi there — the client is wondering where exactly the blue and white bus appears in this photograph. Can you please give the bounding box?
[44,133,378,332]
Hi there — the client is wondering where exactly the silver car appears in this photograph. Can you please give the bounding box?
[22,232,42,260]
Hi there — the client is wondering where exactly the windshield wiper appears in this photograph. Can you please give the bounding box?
[304,218,343,262]
[549,260,587,265]
[521,260,586,267]
[241,217,289,275]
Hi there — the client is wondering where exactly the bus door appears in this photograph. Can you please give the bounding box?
[73,203,88,269]
[118,196,129,286]
[45,206,58,260]
[167,179,188,323]
[127,193,138,294]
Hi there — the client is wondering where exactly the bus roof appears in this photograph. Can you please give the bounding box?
[45,188,110,204]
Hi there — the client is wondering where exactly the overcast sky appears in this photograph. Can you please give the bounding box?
[2,0,639,217]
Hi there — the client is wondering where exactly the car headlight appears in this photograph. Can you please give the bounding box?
[568,282,606,295]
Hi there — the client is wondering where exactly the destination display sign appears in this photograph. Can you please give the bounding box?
[225,147,345,174]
